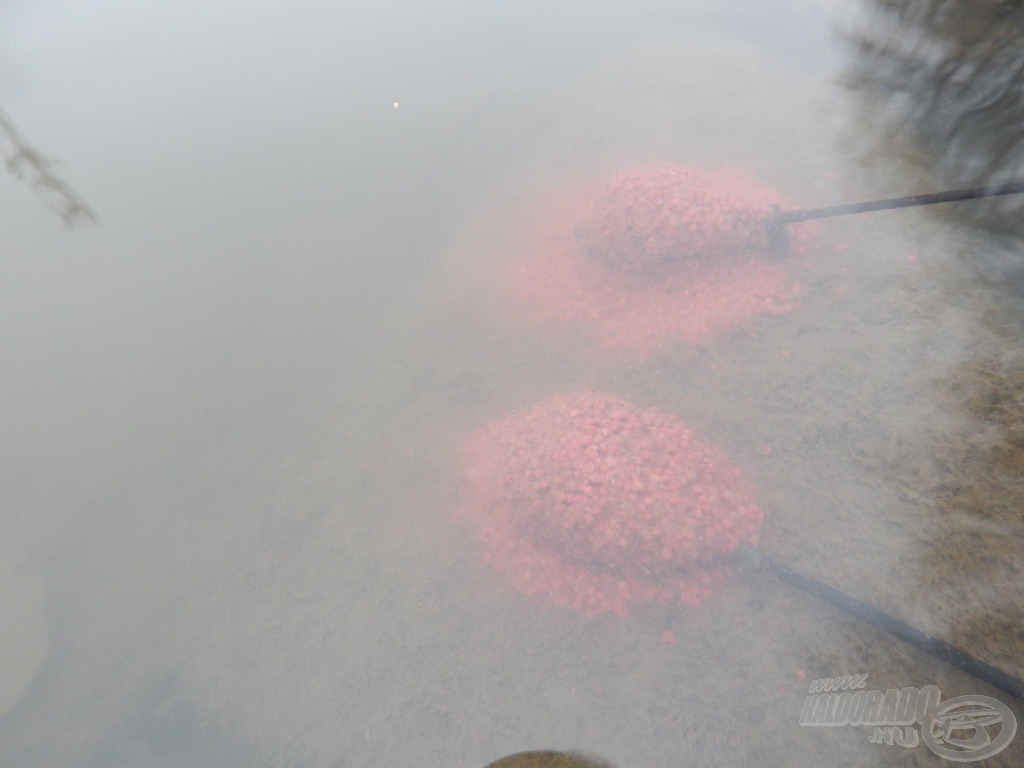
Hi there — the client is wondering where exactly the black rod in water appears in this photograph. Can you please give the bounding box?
[767,180,1024,258]
[741,549,1024,702]
[775,181,1024,225]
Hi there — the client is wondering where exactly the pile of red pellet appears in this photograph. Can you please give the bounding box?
[576,165,781,278]
[458,163,814,356]
[459,390,763,618]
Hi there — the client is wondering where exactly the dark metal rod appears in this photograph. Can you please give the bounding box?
[740,549,1024,702]
[773,181,1024,225]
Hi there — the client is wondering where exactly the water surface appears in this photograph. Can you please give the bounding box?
[2,1,1022,766]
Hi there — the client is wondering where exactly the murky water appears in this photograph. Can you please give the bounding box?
[3,1,1023,766]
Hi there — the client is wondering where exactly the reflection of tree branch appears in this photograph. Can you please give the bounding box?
[1,106,97,227]
[841,1,1024,284]
[843,1,1024,209]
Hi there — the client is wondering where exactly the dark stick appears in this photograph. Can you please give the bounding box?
[767,180,1024,258]
[737,548,1024,702]
[775,181,1024,225]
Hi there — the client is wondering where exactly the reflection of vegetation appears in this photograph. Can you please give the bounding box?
[843,0,1024,288]
[1,106,96,226]
[844,1,1024,221]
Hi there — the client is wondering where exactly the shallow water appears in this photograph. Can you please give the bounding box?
[2,1,1023,766]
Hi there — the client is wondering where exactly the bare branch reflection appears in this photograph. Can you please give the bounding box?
[843,0,1024,281]
[1,106,97,226]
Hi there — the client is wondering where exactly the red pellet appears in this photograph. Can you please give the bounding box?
[457,390,764,618]
[461,165,816,357]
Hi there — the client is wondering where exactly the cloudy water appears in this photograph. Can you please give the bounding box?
[3,1,1023,766]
